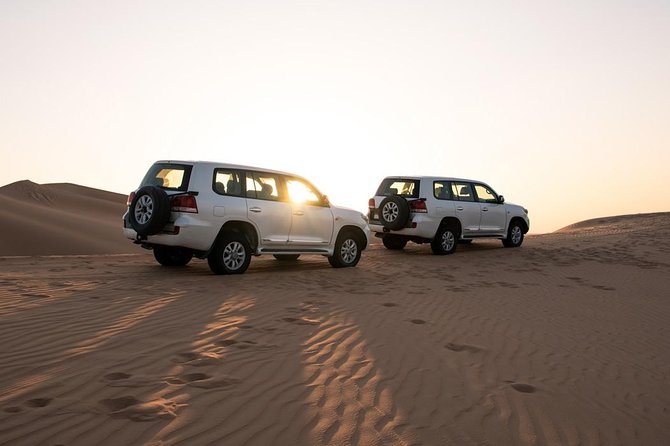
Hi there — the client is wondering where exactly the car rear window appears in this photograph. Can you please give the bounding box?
[376,178,420,198]
[141,163,193,192]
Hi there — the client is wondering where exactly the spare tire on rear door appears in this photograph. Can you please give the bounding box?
[379,196,410,230]
[129,186,171,236]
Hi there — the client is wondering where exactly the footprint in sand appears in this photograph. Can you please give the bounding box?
[282,317,320,326]
[99,396,180,422]
[25,398,52,408]
[445,343,482,353]
[184,374,240,389]
[104,373,156,388]
[381,302,399,307]
[409,319,426,325]
[181,373,210,382]
[3,406,22,413]
[508,382,536,393]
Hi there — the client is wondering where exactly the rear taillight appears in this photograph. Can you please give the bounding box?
[409,199,427,213]
[126,191,136,206]
[368,198,375,209]
[171,195,198,213]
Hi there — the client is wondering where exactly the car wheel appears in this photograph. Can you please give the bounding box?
[328,231,362,268]
[431,225,458,255]
[128,186,171,236]
[153,246,193,266]
[273,254,300,261]
[208,232,252,274]
[382,236,407,250]
[502,221,524,248]
[379,196,410,230]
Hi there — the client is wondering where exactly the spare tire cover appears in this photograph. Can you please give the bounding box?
[129,186,171,236]
[379,196,410,230]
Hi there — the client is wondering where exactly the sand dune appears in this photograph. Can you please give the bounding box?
[0,180,133,256]
[1,199,669,444]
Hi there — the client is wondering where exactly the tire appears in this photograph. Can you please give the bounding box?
[328,231,362,268]
[379,196,410,230]
[128,186,171,236]
[273,254,300,261]
[431,225,458,255]
[382,236,407,250]
[207,232,252,274]
[153,246,193,266]
[502,221,525,248]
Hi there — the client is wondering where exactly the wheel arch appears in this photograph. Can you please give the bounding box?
[438,217,462,238]
[212,220,259,252]
[509,217,529,234]
[337,225,368,251]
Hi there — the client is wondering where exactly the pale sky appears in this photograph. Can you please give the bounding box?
[1,0,669,233]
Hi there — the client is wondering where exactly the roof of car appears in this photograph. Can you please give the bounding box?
[154,160,304,178]
[382,175,484,184]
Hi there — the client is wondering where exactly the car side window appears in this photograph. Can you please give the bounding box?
[474,184,499,203]
[451,182,475,202]
[286,177,324,205]
[433,181,453,200]
[249,172,283,201]
[213,169,244,197]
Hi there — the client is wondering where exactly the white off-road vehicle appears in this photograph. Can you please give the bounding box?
[123,161,370,274]
[368,176,529,254]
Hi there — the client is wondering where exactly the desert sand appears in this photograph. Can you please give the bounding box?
[0,181,669,445]
[0,181,133,256]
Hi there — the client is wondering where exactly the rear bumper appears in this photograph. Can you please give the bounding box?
[369,213,439,240]
[123,213,216,252]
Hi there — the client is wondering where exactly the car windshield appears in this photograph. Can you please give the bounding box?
[376,179,420,198]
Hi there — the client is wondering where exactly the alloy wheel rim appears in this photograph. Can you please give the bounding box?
[134,195,154,224]
[341,239,358,264]
[441,231,455,251]
[511,226,522,244]
[223,241,246,270]
[382,202,399,222]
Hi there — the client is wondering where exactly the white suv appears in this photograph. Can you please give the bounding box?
[368,176,529,254]
[123,161,371,274]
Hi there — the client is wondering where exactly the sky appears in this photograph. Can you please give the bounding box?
[1,0,669,234]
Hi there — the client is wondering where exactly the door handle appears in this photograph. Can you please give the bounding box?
[293,210,304,216]
[456,207,464,211]
[249,207,262,213]
[482,207,488,212]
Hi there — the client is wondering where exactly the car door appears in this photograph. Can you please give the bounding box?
[450,181,481,235]
[473,183,507,234]
[285,177,334,246]
[245,172,292,246]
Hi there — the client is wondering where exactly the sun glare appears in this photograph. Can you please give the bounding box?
[287,179,319,204]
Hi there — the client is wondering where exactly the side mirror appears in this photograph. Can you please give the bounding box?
[498,195,505,203]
